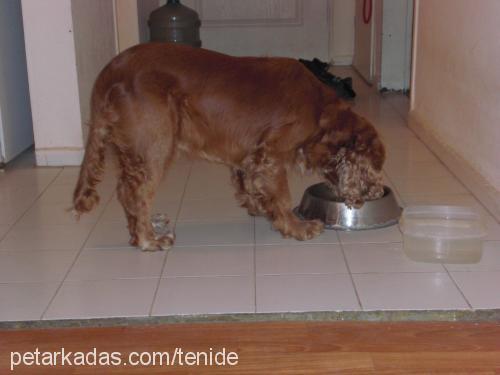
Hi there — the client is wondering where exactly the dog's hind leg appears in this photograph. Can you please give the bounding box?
[242,148,324,241]
[116,138,176,251]
[114,91,179,251]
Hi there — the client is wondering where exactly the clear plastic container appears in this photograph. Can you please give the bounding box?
[399,206,486,264]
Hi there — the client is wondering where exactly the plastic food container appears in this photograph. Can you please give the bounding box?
[399,206,487,264]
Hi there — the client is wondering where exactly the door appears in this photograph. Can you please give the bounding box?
[0,0,34,163]
[181,0,331,60]
[353,0,376,83]
[380,0,414,91]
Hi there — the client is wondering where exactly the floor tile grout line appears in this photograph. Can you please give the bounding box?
[86,240,353,251]
[23,276,161,285]
[337,232,363,311]
[339,240,403,246]
[0,270,327,284]
[174,219,254,226]
[255,272,350,278]
[441,268,500,273]
[443,266,473,310]
[253,216,257,313]
[0,167,64,243]
[149,161,193,316]
[160,274,254,280]
[39,177,116,320]
[12,268,496,284]
[349,270,456,275]
[85,242,257,250]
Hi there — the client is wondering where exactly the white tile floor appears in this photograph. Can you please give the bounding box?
[1,68,499,322]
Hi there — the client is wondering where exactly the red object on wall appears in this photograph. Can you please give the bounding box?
[363,0,372,24]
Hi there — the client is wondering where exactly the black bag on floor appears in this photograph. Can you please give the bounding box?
[299,58,356,100]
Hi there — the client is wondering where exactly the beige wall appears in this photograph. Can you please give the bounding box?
[116,0,140,51]
[116,0,159,52]
[410,0,500,190]
[72,0,116,134]
[330,0,355,65]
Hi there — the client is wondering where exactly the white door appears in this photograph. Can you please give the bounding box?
[353,0,376,83]
[380,0,413,91]
[181,0,331,60]
[0,0,34,163]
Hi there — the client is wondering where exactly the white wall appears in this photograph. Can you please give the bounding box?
[0,0,34,163]
[22,0,84,166]
[410,0,500,190]
[22,0,117,166]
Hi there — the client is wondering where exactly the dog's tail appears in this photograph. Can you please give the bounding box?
[72,84,117,218]
[72,119,109,218]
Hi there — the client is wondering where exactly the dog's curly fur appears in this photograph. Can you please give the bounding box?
[72,43,385,251]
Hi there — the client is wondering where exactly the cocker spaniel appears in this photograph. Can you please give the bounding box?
[73,43,385,251]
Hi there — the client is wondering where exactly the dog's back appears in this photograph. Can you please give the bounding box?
[90,43,331,161]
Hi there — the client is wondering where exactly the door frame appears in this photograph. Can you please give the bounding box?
[352,0,382,85]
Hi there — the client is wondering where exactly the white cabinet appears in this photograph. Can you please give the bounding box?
[0,0,34,163]
[21,0,116,166]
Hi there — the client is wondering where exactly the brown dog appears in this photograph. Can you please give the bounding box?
[72,43,385,251]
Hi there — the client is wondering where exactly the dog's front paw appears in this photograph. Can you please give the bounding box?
[277,218,324,241]
[139,232,175,252]
[292,219,325,241]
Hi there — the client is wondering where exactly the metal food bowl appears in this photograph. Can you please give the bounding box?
[294,183,402,231]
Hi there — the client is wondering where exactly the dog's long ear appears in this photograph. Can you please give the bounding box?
[327,108,386,172]
[300,102,350,171]
[316,104,387,207]
[319,101,344,130]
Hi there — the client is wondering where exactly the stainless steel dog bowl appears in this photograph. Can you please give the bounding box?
[294,183,402,231]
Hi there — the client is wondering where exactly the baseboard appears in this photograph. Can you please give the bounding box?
[408,111,500,222]
[330,55,353,66]
[35,148,84,166]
